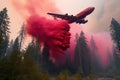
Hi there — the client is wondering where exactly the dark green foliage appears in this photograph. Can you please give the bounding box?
[110,18,120,51]
[0,50,49,80]
[74,31,91,77]
[0,8,10,38]
[0,36,9,58]
[0,33,4,45]
[71,73,82,80]
[40,71,50,80]
[0,59,9,80]
[1,7,119,79]
[41,45,61,75]
[74,33,81,72]
[104,48,115,76]
[41,45,50,71]
[65,54,72,72]
[56,70,69,80]
[17,52,42,80]
[6,40,14,58]
[110,18,120,76]
[113,46,120,75]
[26,38,41,67]
[26,40,60,75]
[90,36,102,74]
[0,8,10,60]
[79,31,91,77]
[63,54,77,75]
[0,51,21,80]
[42,45,50,61]
[12,37,20,52]
[18,23,25,49]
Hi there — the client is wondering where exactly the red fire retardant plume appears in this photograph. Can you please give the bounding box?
[26,14,71,60]
[11,0,71,62]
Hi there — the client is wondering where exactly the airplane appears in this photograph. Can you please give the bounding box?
[47,7,95,24]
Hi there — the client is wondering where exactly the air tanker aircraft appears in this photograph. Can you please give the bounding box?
[47,7,95,24]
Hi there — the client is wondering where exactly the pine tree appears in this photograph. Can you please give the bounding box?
[110,18,120,52]
[113,46,120,75]
[106,48,113,69]
[90,36,101,74]
[26,38,43,73]
[0,36,9,59]
[18,23,25,50]
[0,8,10,38]
[6,40,14,58]
[110,18,120,75]
[0,50,45,80]
[18,52,42,80]
[104,48,115,76]
[65,54,71,70]
[41,45,50,71]
[12,37,20,52]
[74,33,81,72]
[0,8,10,60]
[77,31,91,77]
[26,38,41,63]
[0,50,21,80]
[64,53,77,74]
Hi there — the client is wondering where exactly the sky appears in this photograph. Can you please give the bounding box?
[0,0,120,38]
[55,0,120,32]
[0,0,120,67]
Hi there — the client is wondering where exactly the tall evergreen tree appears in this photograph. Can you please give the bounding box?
[0,50,45,80]
[74,33,81,72]
[106,48,113,68]
[0,8,10,38]
[12,37,20,52]
[0,36,9,58]
[113,46,120,75]
[104,48,115,76]
[0,8,10,60]
[110,18,120,75]
[26,39,40,63]
[65,54,71,70]
[110,18,120,52]
[5,40,14,58]
[77,31,91,77]
[90,36,97,51]
[90,36,101,74]
[41,45,53,72]
[18,23,25,50]
[26,38,42,71]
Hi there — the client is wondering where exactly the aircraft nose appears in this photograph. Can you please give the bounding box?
[91,7,95,11]
[88,7,95,13]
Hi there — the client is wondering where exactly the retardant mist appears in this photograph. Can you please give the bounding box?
[70,31,113,69]
[89,32,113,69]
[26,15,71,60]
[11,0,113,68]
[11,0,71,62]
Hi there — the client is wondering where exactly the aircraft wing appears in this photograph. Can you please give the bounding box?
[47,12,87,24]
[47,13,74,21]
[47,7,95,24]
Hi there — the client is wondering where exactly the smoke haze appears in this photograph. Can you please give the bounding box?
[10,0,115,66]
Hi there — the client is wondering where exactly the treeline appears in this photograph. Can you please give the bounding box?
[0,7,51,80]
[0,7,120,80]
[0,7,95,80]
[0,7,90,80]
